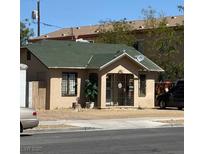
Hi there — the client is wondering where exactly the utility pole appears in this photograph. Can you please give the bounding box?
[37,0,40,36]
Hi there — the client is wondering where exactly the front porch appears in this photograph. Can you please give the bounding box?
[105,73,134,107]
[93,55,156,109]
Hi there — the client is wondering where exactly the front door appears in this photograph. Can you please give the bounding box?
[106,74,134,106]
[116,74,125,105]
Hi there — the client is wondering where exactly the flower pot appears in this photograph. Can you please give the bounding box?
[85,102,94,109]
[89,102,94,109]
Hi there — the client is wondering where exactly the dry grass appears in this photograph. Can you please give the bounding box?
[37,108,184,121]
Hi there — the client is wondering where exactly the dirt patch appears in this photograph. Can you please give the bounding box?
[37,108,184,121]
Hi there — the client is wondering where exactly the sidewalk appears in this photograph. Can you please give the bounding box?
[26,117,184,134]
[40,117,184,129]
[24,108,184,133]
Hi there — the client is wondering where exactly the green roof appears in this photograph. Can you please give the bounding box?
[25,40,164,72]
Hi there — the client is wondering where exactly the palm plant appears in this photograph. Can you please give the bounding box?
[84,80,98,103]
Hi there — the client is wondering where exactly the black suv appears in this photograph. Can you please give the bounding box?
[156,79,184,110]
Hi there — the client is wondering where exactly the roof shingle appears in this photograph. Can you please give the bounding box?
[25,40,164,72]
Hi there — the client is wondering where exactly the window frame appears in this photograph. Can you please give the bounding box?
[61,72,78,97]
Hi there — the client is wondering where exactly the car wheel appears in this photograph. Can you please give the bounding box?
[159,100,166,109]
[20,123,23,133]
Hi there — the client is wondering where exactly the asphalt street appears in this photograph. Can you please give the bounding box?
[20,127,184,154]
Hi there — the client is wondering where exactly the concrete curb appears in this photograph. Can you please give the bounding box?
[23,117,183,134]
[23,125,183,135]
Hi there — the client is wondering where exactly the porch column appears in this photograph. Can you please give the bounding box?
[134,75,139,107]
[98,74,106,108]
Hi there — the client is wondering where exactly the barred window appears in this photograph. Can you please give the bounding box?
[139,74,146,97]
[61,72,77,96]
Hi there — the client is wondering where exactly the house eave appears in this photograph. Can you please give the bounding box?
[48,66,98,69]
[49,67,86,69]
[99,52,149,71]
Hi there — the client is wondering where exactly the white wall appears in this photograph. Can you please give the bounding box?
[20,64,27,107]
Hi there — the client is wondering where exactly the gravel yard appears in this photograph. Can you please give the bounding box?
[37,108,184,121]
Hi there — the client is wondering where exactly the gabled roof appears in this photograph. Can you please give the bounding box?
[24,40,164,72]
[30,15,183,40]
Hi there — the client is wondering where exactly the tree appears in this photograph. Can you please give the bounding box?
[20,19,34,46]
[96,19,136,46]
[141,6,184,81]
[96,6,184,81]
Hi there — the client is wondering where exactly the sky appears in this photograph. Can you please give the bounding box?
[20,0,184,36]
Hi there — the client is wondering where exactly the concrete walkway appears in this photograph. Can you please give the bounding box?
[38,117,183,130]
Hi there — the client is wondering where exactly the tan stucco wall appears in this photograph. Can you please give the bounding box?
[20,49,49,81]
[27,56,49,81]
[48,59,157,109]
[20,49,50,109]
[137,72,157,108]
[98,56,157,108]
[49,69,88,110]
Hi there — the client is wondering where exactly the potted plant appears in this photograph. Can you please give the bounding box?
[84,79,98,109]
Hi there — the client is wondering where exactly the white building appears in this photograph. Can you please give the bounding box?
[20,64,28,107]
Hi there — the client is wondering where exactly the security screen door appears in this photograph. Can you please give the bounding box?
[106,74,134,106]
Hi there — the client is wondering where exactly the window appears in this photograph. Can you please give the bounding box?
[61,72,77,96]
[139,74,146,97]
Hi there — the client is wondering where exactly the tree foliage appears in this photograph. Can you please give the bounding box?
[96,19,136,46]
[96,6,184,81]
[141,6,184,81]
[20,19,34,46]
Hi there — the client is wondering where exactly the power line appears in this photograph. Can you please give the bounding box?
[32,21,63,29]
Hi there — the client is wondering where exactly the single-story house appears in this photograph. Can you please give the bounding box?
[20,40,164,110]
